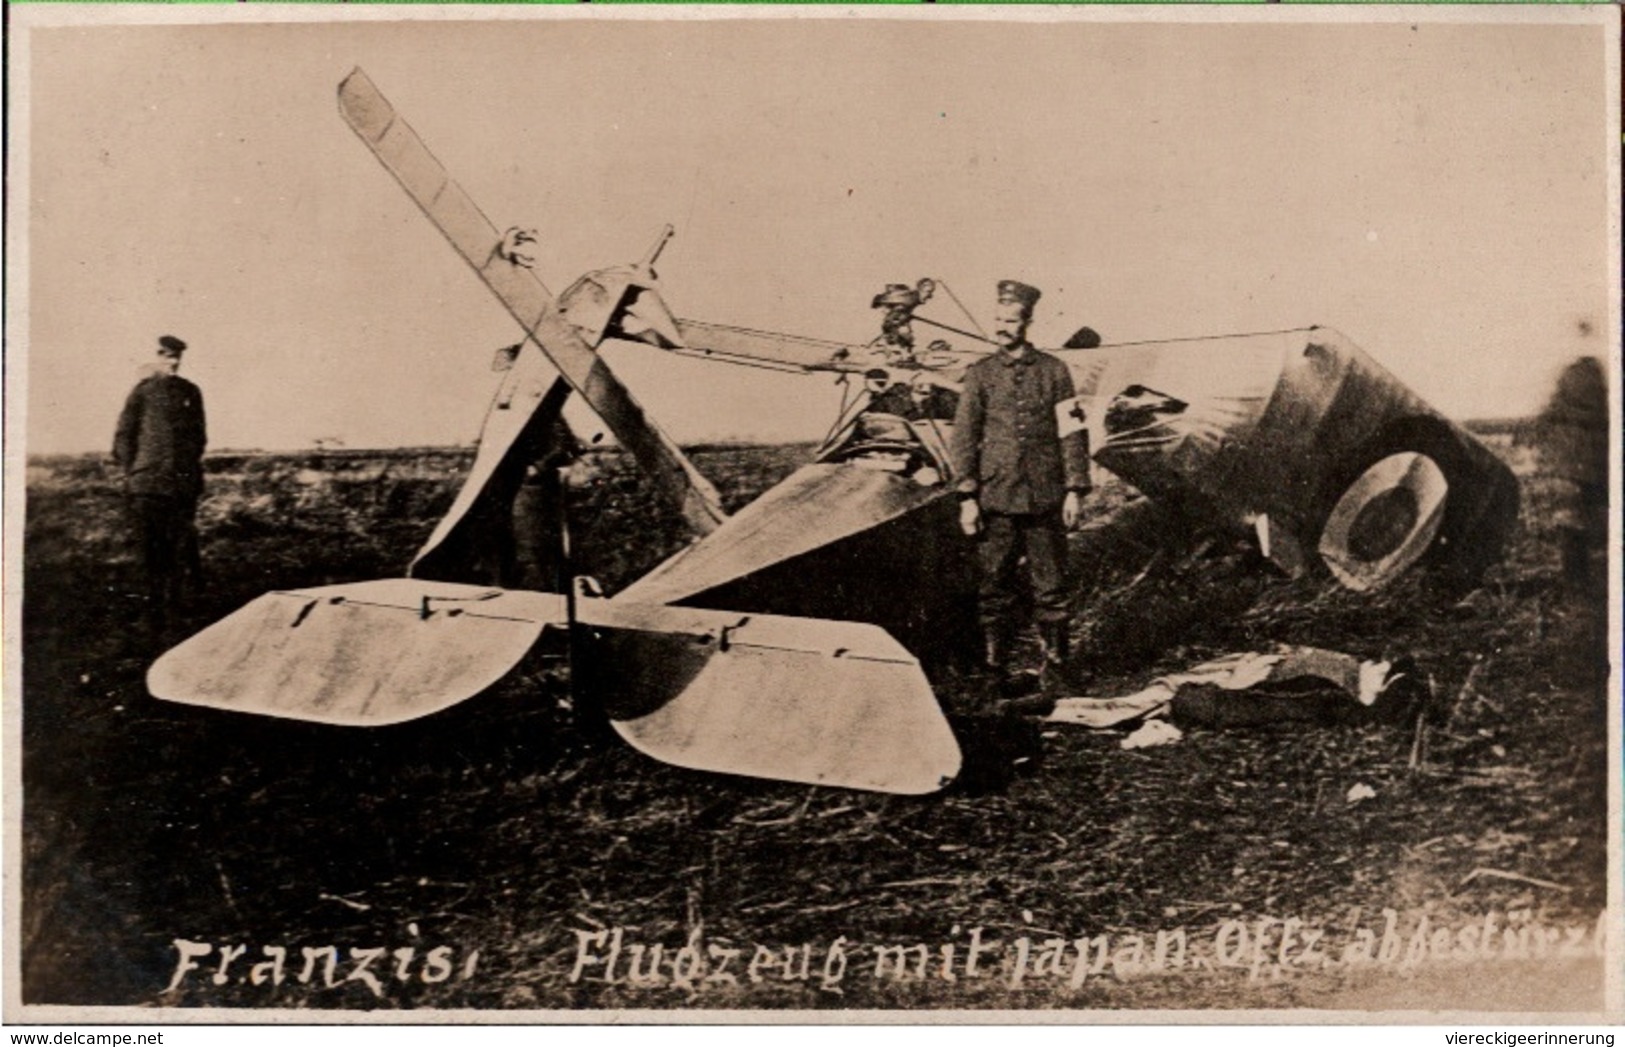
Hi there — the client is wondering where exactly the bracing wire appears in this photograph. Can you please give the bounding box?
[931,278,989,340]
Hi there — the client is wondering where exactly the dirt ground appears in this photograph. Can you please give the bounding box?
[14,429,1614,1013]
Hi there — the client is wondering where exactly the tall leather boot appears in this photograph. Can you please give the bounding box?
[1038,620,1081,697]
[982,627,1009,675]
[1039,620,1069,668]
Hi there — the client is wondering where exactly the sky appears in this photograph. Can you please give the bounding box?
[11,7,1619,454]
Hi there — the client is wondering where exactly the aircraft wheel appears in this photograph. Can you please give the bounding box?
[1316,451,1449,592]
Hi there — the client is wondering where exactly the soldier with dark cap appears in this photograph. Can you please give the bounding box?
[950,280,1091,680]
[113,334,207,634]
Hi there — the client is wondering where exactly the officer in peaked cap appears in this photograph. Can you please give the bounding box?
[996,279,1042,313]
[113,334,208,638]
[949,281,1092,685]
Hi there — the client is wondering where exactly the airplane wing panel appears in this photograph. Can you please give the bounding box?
[338,68,726,536]
[148,580,562,726]
[410,372,572,580]
[578,602,960,795]
[618,462,951,607]
[148,576,959,793]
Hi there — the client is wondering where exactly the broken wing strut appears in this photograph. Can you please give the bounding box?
[336,68,726,536]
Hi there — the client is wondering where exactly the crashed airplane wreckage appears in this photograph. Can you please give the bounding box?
[148,69,1519,796]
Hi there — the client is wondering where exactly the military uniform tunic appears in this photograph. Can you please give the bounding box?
[950,345,1089,512]
[114,373,207,499]
[113,371,207,626]
[950,344,1091,630]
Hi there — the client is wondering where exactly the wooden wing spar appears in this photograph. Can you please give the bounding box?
[668,318,981,383]
[337,68,727,539]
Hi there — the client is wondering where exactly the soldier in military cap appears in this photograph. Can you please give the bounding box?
[949,281,1091,680]
[113,334,207,635]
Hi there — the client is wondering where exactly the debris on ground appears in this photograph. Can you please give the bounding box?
[1043,644,1430,732]
[1043,690,1170,728]
[1120,719,1184,750]
[1454,867,1571,894]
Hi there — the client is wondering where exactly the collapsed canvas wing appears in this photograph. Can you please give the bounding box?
[1070,334,1289,480]
[619,462,950,607]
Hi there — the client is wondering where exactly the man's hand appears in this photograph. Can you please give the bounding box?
[1062,489,1085,530]
[959,498,982,537]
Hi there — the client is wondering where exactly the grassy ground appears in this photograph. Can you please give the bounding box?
[16,431,1613,1013]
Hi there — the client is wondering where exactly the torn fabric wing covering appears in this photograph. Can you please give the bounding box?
[1061,331,1283,540]
[561,268,686,349]
[1066,332,1296,524]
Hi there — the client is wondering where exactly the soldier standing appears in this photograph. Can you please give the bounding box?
[113,334,207,633]
[1532,356,1607,594]
[950,281,1091,678]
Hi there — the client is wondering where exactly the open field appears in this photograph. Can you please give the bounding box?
[16,430,1613,1012]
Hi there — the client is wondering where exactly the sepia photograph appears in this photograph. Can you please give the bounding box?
[4,4,1620,1022]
